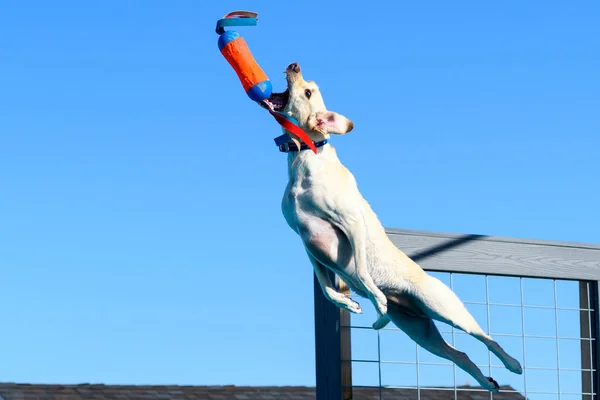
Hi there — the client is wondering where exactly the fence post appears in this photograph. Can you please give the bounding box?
[591,281,600,398]
[314,271,352,400]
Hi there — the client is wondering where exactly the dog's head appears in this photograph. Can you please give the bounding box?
[264,62,354,142]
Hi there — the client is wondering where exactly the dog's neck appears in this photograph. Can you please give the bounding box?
[286,143,339,179]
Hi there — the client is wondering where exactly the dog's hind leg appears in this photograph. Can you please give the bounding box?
[372,314,391,330]
[412,275,523,375]
[387,306,500,392]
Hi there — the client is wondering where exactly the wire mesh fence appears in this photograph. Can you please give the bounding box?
[344,273,596,400]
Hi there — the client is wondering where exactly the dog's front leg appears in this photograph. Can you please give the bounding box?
[331,211,388,317]
[306,250,362,314]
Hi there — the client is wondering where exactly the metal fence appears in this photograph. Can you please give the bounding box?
[314,229,600,400]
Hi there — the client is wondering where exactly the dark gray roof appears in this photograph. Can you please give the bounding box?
[0,383,526,400]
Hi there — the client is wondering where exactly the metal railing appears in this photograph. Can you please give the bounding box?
[314,229,600,400]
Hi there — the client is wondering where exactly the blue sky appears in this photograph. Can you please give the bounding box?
[1,0,599,391]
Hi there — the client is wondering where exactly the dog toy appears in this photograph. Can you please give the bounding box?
[216,11,317,153]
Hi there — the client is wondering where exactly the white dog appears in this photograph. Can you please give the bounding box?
[263,62,523,392]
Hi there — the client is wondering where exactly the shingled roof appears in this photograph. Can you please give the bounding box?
[0,383,527,400]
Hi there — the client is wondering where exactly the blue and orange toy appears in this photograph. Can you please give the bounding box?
[216,11,317,153]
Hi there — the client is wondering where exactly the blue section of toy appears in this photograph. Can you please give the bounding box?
[215,14,258,35]
[246,81,272,102]
[217,30,240,50]
[272,111,299,126]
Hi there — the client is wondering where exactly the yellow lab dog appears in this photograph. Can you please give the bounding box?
[264,62,523,392]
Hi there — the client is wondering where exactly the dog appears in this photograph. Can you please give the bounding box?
[262,62,523,392]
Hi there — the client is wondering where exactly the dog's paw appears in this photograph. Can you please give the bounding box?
[333,298,362,314]
[372,315,391,330]
[374,291,388,313]
[375,299,388,317]
[504,357,523,375]
[483,377,500,392]
[345,300,362,314]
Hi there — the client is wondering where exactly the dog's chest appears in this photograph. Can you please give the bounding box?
[281,146,353,240]
[281,173,346,264]
[281,164,334,234]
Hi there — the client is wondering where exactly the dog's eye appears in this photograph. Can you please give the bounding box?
[305,89,312,99]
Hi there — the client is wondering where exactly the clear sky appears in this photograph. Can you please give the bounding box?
[1,0,599,391]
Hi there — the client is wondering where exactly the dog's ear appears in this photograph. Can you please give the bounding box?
[308,111,354,135]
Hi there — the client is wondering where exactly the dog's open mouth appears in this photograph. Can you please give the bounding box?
[262,89,289,112]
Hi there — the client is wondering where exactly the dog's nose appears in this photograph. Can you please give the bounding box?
[287,62,301,74]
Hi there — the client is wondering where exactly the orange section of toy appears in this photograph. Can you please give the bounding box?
[220,37,269,93]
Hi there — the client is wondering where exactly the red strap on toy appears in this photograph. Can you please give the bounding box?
[268,110,317,154]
